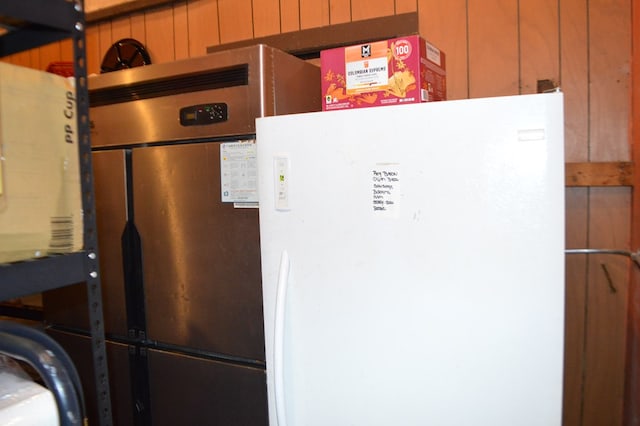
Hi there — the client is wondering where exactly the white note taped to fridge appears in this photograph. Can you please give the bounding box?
[220,140,258,203]
[372,163,401,218]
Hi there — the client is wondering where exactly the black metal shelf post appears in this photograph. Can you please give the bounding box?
[0,1,113,425]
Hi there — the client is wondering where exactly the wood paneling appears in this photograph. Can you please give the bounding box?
[626,0,640,423]
[417,0,467,100]
[519,0,559,94]
[111,15,132,41]
[7,51,31,68]
[38,42,61,71]
[584,188,631,426]
[206,13,418,57]
[329,0,351,24]
[253,0,281,37]
[218,0,253,43]
[395,0,417,14]
[582,1,632,424]
[98,21,114,69]
[299,0,329,29]
[145,6,176,63]
[85,25,101,75]
[467,0,519,97]
[173,2,190,60]
[561,0,589,162]
[60,39,73,63]
[28,48,41,70]
[565,188,589,426]
[86,0,174,22]
[186,0,219,56]
[560,2,590,419]
[280,0,301,32]
[566,162,634,187]
[589,0,631,162]
[351,0,394,20]
[130,12,147,46]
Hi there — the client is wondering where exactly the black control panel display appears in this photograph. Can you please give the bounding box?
[179,103,228,126]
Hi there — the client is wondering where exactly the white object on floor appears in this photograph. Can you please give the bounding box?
[0,362,59,426]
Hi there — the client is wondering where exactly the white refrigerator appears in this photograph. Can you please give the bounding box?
[256,93,565,426]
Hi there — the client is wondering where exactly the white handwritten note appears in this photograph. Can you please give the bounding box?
[220,140,258,203]
[372,164,400,218]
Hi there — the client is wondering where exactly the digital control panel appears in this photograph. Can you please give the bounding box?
[179,103,228,126]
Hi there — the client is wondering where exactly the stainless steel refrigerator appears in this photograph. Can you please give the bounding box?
[256,93,565,425]
[43,44,320,426]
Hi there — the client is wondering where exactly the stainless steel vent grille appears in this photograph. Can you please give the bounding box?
[89,64,249,107]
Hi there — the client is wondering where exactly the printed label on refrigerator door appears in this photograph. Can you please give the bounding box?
[372,164,400,218]
[220,140,258,204]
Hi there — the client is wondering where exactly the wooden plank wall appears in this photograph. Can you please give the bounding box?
[2,0,633,424]
[626,1,640,424]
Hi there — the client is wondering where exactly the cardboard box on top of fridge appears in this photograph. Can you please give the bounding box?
[0,62,83,264]
[320,35,446,111]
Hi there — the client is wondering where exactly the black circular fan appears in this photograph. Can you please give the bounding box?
[100,38,151,73]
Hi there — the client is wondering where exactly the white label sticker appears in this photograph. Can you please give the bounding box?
[372,164,401,218]
[345,57,389,93]
[426,42,441,66]
[220,140,258,203]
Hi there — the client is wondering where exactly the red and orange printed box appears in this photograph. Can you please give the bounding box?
[320,35,446,111]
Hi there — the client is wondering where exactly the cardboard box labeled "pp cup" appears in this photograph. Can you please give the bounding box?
[0,62,83,263]
[321,35,446,111]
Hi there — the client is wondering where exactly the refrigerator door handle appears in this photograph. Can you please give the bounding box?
[274,250,290,426]
[121,219,147,335]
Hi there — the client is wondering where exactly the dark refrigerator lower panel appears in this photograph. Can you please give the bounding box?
[47,329,268,425]
[147,349,268,425]
[46,329,135,426]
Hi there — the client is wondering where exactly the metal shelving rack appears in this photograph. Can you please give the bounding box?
[0,1,113,425]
